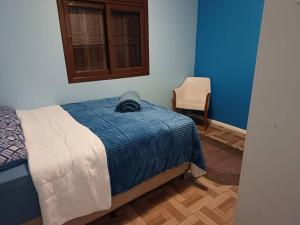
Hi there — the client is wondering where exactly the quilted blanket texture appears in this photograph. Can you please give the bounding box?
[17,106,111,225]
[63,97,206,196]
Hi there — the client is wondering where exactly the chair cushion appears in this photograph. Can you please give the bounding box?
[176,98,206,111]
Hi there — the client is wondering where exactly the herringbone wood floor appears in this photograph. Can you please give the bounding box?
[89,176,238,225]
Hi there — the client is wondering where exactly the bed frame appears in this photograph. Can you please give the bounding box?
[23,163,191,225]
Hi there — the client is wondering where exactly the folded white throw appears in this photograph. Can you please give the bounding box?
[17,106,111,225]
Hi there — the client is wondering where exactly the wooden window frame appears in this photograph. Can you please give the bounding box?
[57,0,149,83]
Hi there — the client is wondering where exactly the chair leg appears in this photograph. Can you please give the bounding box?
[204,109,209,131]
[172,90,177,112]
[110,211,118,220]
[204,93,211,131]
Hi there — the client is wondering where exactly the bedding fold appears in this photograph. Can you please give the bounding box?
[17,106,111,225]
[116,90,141,113]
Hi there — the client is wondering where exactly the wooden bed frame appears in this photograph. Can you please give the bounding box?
[23,163,191,225]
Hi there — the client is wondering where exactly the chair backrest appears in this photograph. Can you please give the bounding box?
[182,77,211,99]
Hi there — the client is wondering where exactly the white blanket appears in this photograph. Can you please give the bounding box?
[17,106,111,225]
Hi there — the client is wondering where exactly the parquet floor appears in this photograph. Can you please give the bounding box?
[198,124,245,152]
[89,124,244,225]
[89,176,238,225]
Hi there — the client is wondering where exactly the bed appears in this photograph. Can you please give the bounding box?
[0,97,205,225]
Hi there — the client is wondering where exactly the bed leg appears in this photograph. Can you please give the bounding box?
[110,211,118,220]
[179,173,185,181]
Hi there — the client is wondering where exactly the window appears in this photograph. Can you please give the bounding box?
[57,0,149,83]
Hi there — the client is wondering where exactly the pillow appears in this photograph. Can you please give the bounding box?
[0,106,27,171]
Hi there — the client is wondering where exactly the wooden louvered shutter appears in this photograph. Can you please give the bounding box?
[57,0,149,83]
[61,1,109,82]
[68,5,108,72]
[106,4,148,76]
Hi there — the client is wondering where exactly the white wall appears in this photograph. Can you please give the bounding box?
[236,1,300,225]
[0,0,198,109]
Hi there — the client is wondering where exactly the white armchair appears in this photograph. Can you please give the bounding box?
[173,77,211,130]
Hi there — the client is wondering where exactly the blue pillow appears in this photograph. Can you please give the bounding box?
[0,107,27,171]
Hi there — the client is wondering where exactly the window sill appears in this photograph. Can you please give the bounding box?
[68,70,150,83]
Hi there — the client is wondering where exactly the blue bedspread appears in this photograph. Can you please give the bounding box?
[0,97,205,225]
[63,97,205,195]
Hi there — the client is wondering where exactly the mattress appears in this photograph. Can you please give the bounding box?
[0,98,205,225]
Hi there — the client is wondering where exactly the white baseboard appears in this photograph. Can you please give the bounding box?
[184,112,247,134]
[209,119,247,134]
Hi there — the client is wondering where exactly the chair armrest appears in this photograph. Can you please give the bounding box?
[173,86,184,100]
[173,87,185,111]
[172,89,178,111]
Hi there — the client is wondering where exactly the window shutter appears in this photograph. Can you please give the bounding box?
[68,5,108,72]
[57,0,149,83]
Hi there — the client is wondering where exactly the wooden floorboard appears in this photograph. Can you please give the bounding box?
[88,177,239,225]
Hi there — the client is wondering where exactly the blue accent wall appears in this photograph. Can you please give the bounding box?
[194,0,264,129]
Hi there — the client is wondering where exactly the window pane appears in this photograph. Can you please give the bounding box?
[68,6,108,72]
[111,11,142,69]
